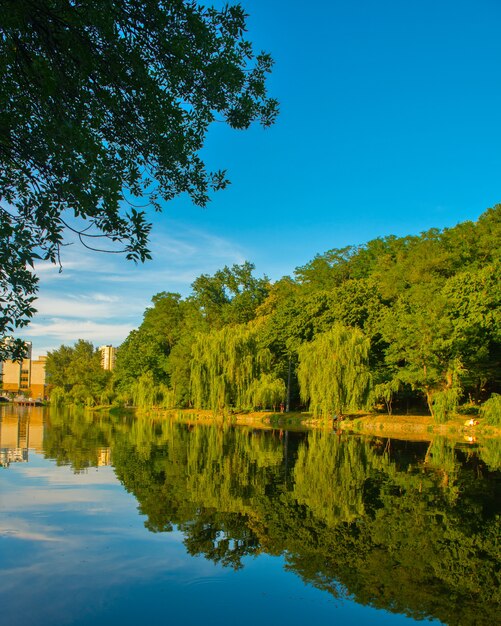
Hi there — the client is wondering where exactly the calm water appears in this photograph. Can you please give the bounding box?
[0,405,499,626]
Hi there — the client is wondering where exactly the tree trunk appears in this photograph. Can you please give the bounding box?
[286,356,292,413]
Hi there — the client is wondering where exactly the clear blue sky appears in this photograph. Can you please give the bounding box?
[25,0,501,356]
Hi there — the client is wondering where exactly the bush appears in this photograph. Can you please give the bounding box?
[479,394,501,426]
[50,386,67,408]
[432,387,461,424]
[457,403,480,416]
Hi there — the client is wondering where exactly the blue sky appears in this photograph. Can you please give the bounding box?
[24,0,501,357]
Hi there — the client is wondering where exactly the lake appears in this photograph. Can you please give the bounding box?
[0,404,499,625]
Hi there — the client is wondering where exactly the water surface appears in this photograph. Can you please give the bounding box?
[1,405,499,625]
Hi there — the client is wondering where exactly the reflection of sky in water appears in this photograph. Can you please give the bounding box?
[0,452,438,626]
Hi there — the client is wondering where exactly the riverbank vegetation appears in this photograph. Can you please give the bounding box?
[45,206,500,424]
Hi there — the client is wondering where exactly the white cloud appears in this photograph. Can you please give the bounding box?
[25,319,135,344]
[91,293,120,303]
[149,227,246,265]
[35,294,127,319]
[33,247,120,279]
[33,223,247,281]
[20,220,253,355]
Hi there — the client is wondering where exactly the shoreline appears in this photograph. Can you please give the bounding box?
[337,413,501,441]
[128,407,501,441]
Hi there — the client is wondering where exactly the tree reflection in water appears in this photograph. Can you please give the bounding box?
[44,410,501,626]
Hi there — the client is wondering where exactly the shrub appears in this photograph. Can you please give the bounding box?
[479,394,501,426]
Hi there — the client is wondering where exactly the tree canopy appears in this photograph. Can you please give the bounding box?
[297,324,372,417]
[0,0,277,358]
[45,339,111,405]
[41,205,501,418]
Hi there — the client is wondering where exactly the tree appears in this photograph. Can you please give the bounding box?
[113,328,169,395]
[190,323,279,411]
[141,292,185,350]
[297,324,372,417]
[44,343,75,392]
[379,283,461,420]
[442,262,501,401]
[190,261,270,328]
[45,339,111,405]
[245,373,285,410]
[0,1,277,356]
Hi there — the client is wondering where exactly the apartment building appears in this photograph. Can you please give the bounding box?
[1,342,47,398]
[99,344,116,371]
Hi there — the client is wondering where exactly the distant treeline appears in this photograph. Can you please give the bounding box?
[46,205,501,422]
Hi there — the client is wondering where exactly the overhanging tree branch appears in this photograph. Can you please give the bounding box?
[0,0,278,359]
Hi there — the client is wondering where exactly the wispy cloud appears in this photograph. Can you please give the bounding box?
[26,319,135,343]
[34,223,247,280]
[22,220,251,355]
[35,294,127,319]
[149,227,247,265]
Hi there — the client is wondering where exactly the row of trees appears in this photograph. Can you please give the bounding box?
[46,206,501,421]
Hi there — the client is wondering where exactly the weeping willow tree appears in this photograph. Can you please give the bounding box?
[479,393,501,426]
[429,359,464,424]
[190,324,282,411]
[129,372,177,409]
[297,323,372,417]
[50,386,68,408]
[246,373,285,410]
[130,372,157,408]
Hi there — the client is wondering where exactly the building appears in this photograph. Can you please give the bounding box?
[97,447,112,466]
[0,409,45,467]
[1,344,47,398]
[99,345,116,371]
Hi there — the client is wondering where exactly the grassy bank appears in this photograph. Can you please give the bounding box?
[338,413,501,441]
[126,407,501,440]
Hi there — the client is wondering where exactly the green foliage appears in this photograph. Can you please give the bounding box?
[190,261,270,328]
[373,379,400,415]
[297,324,372,416]
[130,371,158,409]
[49,386,67,408]
[245,373,285,410]
[432,387,461,424]
[441,261,501,398]
[46,340,111,406]
[114,328,169,394]
[456,403,479,416]
[141,292,185,350]
[113,265,270,407]
[101,205,501,414]
[431,362,463,423]
[166,335,197,408]
[0,1,277,354]
[190,323,276,411]
[479,394,501,426]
